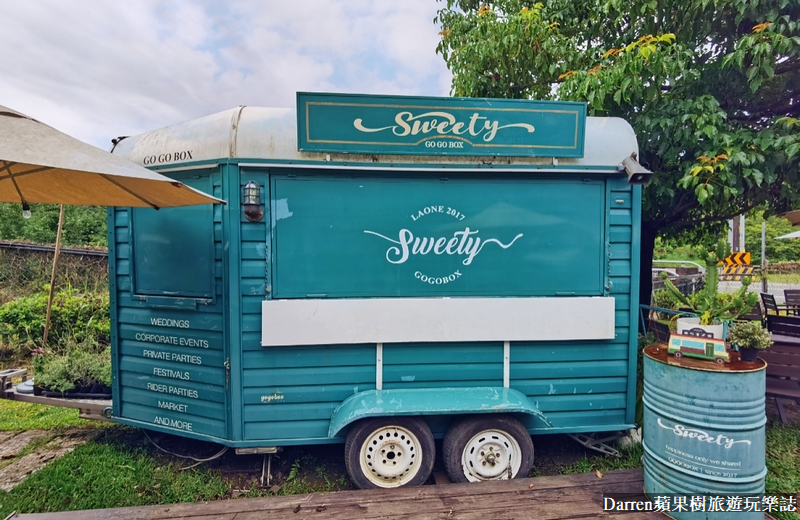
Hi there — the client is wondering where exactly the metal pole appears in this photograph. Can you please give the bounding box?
[43,204,65,345]
[739,214,746,252]
[761,221,767,293]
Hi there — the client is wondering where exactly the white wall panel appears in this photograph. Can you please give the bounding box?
[262,297,615,346]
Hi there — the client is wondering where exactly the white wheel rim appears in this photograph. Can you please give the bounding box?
[359,424,422,488]
[461,429,522,482]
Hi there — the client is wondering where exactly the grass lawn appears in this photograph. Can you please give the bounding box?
[0,428,229,515]
[766,424,800,520]
[0,400,796,519]
[0,401,98,431]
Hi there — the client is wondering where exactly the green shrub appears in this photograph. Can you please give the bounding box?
[652,289,683,311]
[32,353,74,393]
[32,344,111,392]
[0,288,109,358]
[0,203,107,247]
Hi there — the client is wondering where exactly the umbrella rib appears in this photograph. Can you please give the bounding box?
[99,174,161,210]
[0,160,14,178]
[1,161,28,205]
[0,164,54,179]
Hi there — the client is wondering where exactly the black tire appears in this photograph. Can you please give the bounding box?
[715,357,725,365]
[443,415,534,483]
[344,416,435,489]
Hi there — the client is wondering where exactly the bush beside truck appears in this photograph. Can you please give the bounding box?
[0,287,110,392]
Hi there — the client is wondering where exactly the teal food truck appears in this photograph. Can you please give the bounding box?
[105,92,647,488]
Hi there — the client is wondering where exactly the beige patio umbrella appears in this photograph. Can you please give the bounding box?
[775,230,800,240]
[779,210,800,227]
[0,104,225,343]
[0,105,223,208]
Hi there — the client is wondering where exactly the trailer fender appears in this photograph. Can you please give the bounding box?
[328,387,547,438]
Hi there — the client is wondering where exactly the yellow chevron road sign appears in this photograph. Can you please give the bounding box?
[723,252,751,267]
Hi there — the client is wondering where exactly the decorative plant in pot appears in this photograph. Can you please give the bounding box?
[32,346,111,397]
[660,240,758,340]
[727,320,772,362]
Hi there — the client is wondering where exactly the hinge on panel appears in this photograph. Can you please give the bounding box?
[225,358,230,388]
[606,243,612,295]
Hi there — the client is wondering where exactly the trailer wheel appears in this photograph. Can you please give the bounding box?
[344,417,435,489]
[443,415,534,483]
[674,351,683,360]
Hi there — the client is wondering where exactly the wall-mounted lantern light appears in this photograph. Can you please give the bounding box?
[243,180,264,222]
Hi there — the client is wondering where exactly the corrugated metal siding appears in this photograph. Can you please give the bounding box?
[112,172,228,440]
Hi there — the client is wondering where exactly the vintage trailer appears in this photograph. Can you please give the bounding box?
[106,92,647,488]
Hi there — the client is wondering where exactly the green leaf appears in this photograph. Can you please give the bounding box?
[695,184,709,204]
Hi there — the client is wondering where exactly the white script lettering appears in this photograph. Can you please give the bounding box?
[364,228,523,266]
[657,418,751,449]
[353,111,535,143]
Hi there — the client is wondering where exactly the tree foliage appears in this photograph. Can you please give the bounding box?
[0,203,107,247]
[435,0,800,301]
[744,211,800,262]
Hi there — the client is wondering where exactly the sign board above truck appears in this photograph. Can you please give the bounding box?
[297,92,587,158]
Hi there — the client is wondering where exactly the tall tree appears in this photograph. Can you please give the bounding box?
[435,0,800,305]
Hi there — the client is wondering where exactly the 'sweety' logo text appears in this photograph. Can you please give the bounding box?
[364,227,522,266]
[657,418,751,449]
[364,204,523,285]
[354,111,535,143]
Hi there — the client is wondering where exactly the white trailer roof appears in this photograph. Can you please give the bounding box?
[111,106,638,170]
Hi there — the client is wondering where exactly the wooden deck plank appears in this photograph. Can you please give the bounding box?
[15,469,660,520]
[16,469,645,519]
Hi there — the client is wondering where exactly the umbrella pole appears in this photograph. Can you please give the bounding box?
[43,205,65,346]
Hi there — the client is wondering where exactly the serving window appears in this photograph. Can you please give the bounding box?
[130,177,215,300]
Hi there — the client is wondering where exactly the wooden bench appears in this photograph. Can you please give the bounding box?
[763,315,800,424]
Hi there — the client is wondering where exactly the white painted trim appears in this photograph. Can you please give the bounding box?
[238,162,619,174]
[261,297,615,347]
[376,343,383,391]
[503,341,510,388]
[152,164,218,173]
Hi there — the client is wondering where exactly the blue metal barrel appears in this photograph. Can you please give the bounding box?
[642,345,766,520]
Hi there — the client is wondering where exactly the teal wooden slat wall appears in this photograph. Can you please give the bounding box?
[238,171,639,442]
[110,170,229,441]
[110,165,639,445]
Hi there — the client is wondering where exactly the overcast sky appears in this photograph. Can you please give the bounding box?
[2,1,452,150]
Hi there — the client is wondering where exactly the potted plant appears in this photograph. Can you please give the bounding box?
[31,345,111,397]
[660,240,758,339]
[727,320,772,362]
